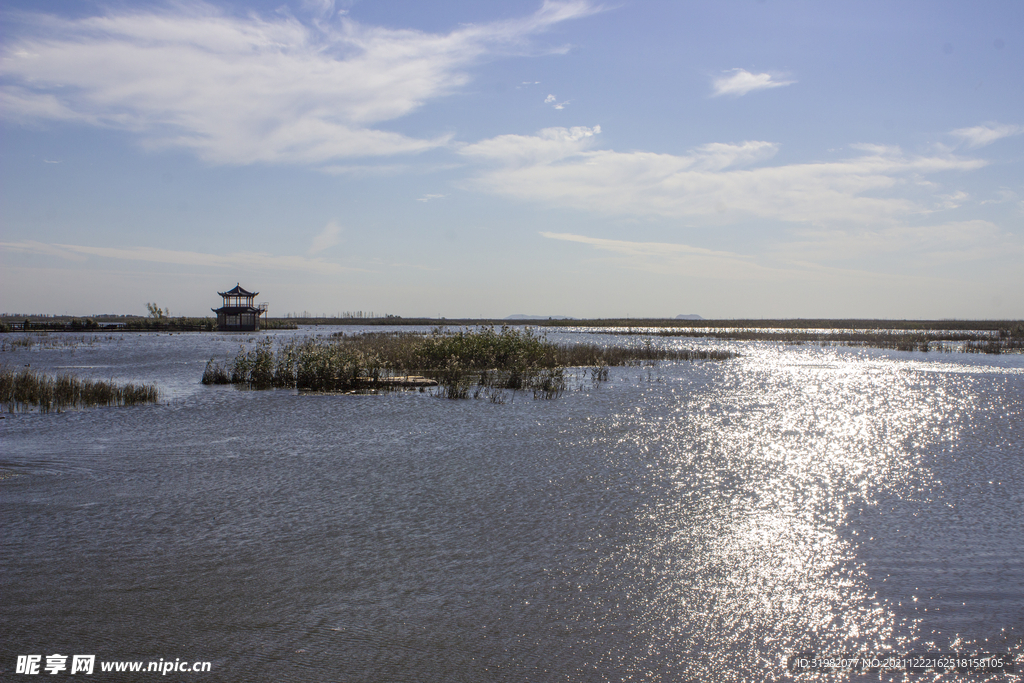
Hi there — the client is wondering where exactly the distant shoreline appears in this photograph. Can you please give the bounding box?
[1,314,1022,333]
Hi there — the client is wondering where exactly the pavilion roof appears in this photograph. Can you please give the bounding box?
[218,283,258,297]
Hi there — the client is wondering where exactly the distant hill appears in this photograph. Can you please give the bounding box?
[675,314,704,320]
[505,314,576,320]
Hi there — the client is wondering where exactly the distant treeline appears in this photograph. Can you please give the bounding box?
[0,317,298,332]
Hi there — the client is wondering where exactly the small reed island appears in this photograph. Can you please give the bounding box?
[1,366,158,413]
[204,326,734,400]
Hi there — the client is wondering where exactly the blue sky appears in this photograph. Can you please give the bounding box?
[2,0,1022,318]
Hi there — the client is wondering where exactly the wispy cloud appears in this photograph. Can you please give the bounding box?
[320,163,413,176]
[777,220,1024,265]
[538,231,920,287]
[461,126,986,226]
[949,122,1023,148]
[301,0,342,22]
[416,193,446,202]
[0,1,600,165]
[980,188,1018,206]
[308,221,343,254]
[1,240,353,275]
[540,228,1022,288]
[540,231,780,279]
[711,68,795,97]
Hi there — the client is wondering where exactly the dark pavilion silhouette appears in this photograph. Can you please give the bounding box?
[213,284,266,331]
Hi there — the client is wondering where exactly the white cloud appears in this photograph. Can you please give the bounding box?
[309,221,343,254]
[416,193,446,202]
[461,127,987,225]
[460,124,600,165]
[711,68,795,97]
[544,93,569,108]
[1,240,353,275]
[0,1,600,165]
[949,122,1024,148]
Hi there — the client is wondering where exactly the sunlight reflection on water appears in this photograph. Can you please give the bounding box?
[584,345,1022,681]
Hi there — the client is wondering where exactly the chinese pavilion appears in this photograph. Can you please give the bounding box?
[213,284,265,331]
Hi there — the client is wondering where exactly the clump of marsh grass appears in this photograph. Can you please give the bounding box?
[201,359,230,384]
[230,338,277,389]
[211,326,734,400]
[1,366,158,413]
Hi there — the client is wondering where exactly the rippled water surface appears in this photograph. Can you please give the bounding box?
[2,328,1022,681]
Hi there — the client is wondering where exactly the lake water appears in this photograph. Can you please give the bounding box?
[2,327,1022,682]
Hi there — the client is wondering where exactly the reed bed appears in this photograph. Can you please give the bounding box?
[594,327,1024,354]
[1,366,158,413]
[206,326,734,399]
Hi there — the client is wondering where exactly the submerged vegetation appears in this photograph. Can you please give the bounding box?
[1,366,158,413]
[1,334,101,352]
[204,326,733,399]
